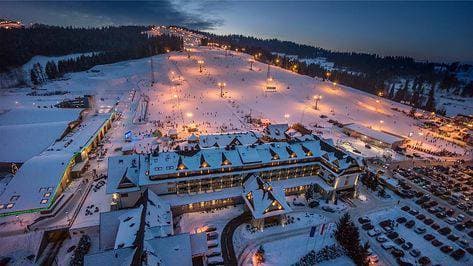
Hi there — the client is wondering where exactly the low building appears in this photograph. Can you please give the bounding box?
[85,189,207,266]
[342,123,405,149]
[0,113,114,216]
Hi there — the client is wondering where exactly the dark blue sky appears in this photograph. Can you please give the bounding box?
[2,1,472,63]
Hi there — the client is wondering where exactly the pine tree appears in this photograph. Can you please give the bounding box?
[30,68,39,85]
[424,88,436,112]
[388,83,395,99]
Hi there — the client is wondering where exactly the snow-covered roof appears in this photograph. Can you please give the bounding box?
[107,136,360,194]
[0,108,83,163]
[110,189,173,249]
[189,233,208,256]
[264,124,289,140]
[242,174,292,219]
[0,112,113,215]
[47,113,111,154]
[343,123,405,145]
[84,247,136,266]
[106,154,141,194]
[144,234,193,266]
[198,131,259,148]
[0,152,72,214]
[114,205,143,249]
[0,122,70,163]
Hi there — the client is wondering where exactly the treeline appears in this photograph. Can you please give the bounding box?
[0,24,183,72]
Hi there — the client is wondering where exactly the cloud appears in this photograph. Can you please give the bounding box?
[0,0,222,29]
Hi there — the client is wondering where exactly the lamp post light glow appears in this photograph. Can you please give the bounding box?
[198,60,204,73]
[313,95,322,110]
[218,82,226,98]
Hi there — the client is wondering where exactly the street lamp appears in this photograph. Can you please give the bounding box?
[313,95,322,110]
[198,60,204,73]
[218,82,226,98]
[249,58,255,70]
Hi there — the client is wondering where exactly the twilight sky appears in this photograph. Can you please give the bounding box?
[1,1,472,63]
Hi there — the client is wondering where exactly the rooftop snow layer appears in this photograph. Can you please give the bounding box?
[344,123,405,145]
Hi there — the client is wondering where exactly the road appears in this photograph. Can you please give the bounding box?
[221,212,252,266]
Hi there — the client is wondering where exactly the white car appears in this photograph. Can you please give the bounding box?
[368,229,382,237]
[382,242,394,250]
[446,217,457,225]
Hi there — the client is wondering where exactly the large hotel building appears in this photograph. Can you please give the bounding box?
[106,131,363,216]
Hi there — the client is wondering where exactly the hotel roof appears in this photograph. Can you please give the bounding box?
[107,136,360,194]
[344,123,405,145]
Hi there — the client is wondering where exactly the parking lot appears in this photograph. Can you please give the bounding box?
[358,204,472,266]
[393,164,472,216]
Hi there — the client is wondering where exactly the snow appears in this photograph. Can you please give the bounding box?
[22,52,96,73]
[0,152,71,214]
[0,108,82,163]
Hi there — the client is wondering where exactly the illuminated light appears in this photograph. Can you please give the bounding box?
[173,94,178,98]
[186,112,193,118]
[379,120,384,124]
[284,114,290,119]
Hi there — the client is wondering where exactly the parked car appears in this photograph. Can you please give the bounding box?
[394,237,406,245]
[416,214,426,220]
[368,229,382,237]
[321,206,335,213]
[436,212,446,219]
[391,248,405,258]
[405,220,415,228]
[376,236,388,243]
[431,239,443,247]
[423,218,434,225]
[446,217,458,225]
[362,223,374,230]
[423,234,435,241]
[382,242,395,250]
[401,205,410,212]
[458,239,469,248]
[387,232,399,240]
[358,216,371,224]
[431,223,440,230]
[440,245,454,253]
[409,209,419,215]
[418,256,431,265]
[438,227,452,236]
[455,223,466,231]
[401,242,413,250]
[450,249,466,260]
[414,227,426,234]
[409,248,420,257]
[448,234,460,242]
[396,217,407,224]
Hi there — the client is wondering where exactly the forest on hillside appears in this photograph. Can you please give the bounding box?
[198,32,472,99]
[0,25,182,72]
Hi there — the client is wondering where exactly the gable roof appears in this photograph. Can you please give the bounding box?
[242,174,291,219]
